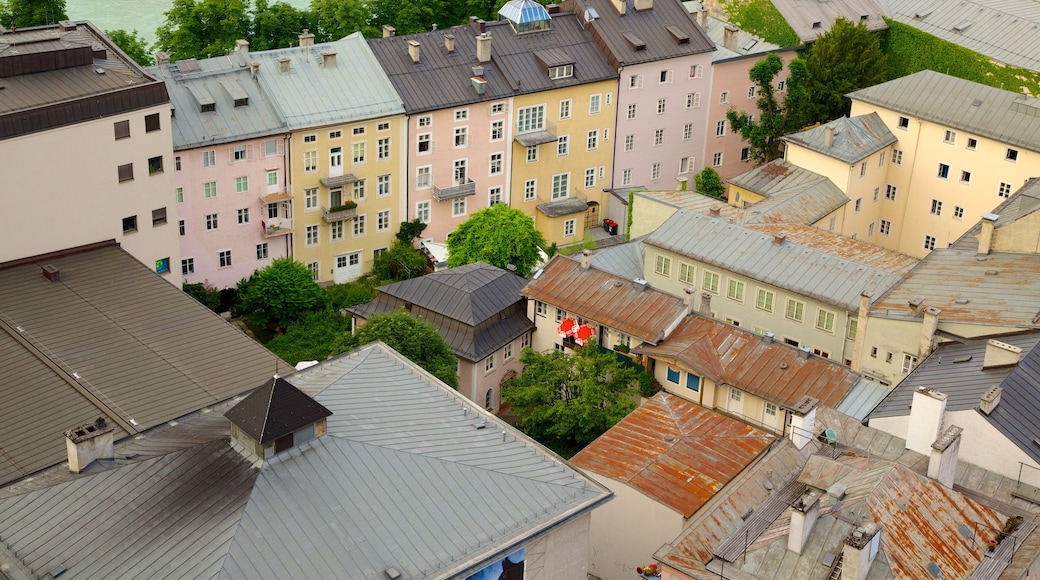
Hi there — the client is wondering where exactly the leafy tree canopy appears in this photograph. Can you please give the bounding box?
[153,0,250,61]
[447,203,546,277]
[250,0,317,51]
[503,340,638,457]
[396,218,427,244]
[338,311,458,388]
[309,0,374,41]
[266,309,350,365]
[726,53,811,164]
[236,257,330,331]
[803,17,889,122]
[695,167,726,199]
[373,240,428,282]
[2,0,67,27]
[106,29,155,66]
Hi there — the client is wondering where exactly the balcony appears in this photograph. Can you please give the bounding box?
[258,189,292,205]
[323,203,357,223]
[536,189,587,217]
[319,173,359,188]
[514,119,558,147]
[261,218,292,237]
[432,179,477,201]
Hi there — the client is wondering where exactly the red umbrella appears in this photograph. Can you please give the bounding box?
[558,318,577,338]
[574,324,595,346]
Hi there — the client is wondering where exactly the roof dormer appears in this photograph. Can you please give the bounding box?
[224,375,332,462]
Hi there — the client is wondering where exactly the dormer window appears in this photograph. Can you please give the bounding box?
[549,64,573,79]
[224,375,333,461]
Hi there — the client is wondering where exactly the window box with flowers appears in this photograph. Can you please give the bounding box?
[636,563,661,578]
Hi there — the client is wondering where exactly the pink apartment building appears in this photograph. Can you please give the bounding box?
[151,55,291,289]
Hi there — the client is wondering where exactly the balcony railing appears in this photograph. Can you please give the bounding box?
[514,119,558,146]
[432,179,477,201]
[261,218,292,237]
[319,173,359,189]
[322,204,357,223]
[259,188,291,205]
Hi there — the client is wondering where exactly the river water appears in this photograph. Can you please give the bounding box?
[67,0,312,48]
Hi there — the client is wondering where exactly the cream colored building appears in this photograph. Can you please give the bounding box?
[0,22,180,283]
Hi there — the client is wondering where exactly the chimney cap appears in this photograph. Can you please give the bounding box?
[982,212,1000,222]
[931,425,962,452]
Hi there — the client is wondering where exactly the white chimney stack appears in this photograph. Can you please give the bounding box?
[64,417,115,473]
[236,39,249,60]
[723,24,738,52]
[978,213,999,255]
[849,290,872,372]
[919,306,941,360]
[983,339,1021,369]
[980,385,1003,415]
[408,40,421,64]
[841,523,880,580]
[634,0,653,10]
[580,249,592,269]
[476,33,492,63]
[906,387,946,456]
[788,490,821,554]
[927,425,962,488]
[298,29,314,47]
[444,33,456,53]
[788,396,818,450]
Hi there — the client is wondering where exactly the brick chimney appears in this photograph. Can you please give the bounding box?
[41,264,61,282]
[906,387,946,456]
[723,24,738,51]
[789,490,821,554]
[277,56,291,73]
[634,0,653,10]
[64,417,115,473]
[476,33,492,63]
[298,29,314,47]
[698,291,712,316]
[236,39,249,61]
[444,33,456,53]
[320,50,336,67]
[773,231,787,245]
[927,425,962,488]
[696,7,708,27]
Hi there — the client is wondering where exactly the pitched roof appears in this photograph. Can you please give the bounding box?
[634,314,863,408]
[148,56,286,150]
[728,159,851,224]
[223,375,332,443]
[645,210,909,311]
[589,238,647,281]
[522,255,689,343]
[768,0,887,43]
[782,113,897,164]
[0,342,612,579]
[848,69,1040,154]
[559,0,715,68]
[369,15,616,114]
[0,242,287,486]
[693,10,793,60]
[249,32,403,128]
[745,224,919,274]
[572,392,773,516]
[951,177,1040,251]
[879,0,1040,72]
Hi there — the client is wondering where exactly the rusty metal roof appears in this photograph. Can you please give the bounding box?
[747,224,919,275]
[634,314,862,408]
[523,255,689,343]
[571,392,773,517]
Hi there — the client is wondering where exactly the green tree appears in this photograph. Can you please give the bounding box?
[339,311,458,388]
[503,340,638,457]
[3,0,67,27]
[324,278,378,310]
[106,29,155,66]
[726,53,810,164]
[237,257,330,331]
[309,0,374,41]
[154,0,251,61]
[695,167,726,199]
[803,17,889,122]
[447,203,546,277]
[266,309,350,365]
[395,218,427,244]
[250,0,316,51]
[373,241,428,282]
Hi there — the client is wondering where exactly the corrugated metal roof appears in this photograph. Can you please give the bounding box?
[878,0,1040,72]
[562,0,715,67]
[645,210,908,311]
[769,0,887,43]
[848,70,1040,154]
[369,15,616,115]
[572,392,773,516]
[0,242,287,487]
[522,255,689,343]
[782,113,897,164]
[634,314,862,408]
[869,248,1040,326]
[835,377,893,420]
[250,32,403,129]
[148,56,286,150]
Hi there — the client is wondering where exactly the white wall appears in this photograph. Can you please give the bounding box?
[526,511,596,580]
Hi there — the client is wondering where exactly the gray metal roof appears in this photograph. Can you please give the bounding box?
[350,262,533,361]
[560,0,715,67]
[878,0,1040,72]
[769,0,887,43]
[836,377,894,420]
[248,33,403,129]
[951,177,1040,251]
[645,210,909,311]
[729,159,851,224]
[589,238,646,281]
[848,69,1040,154]
[0,343,611,579]
[782,113,896,164]
[148,56,286,150]
[0,242,286,487]
[369,16,617,114]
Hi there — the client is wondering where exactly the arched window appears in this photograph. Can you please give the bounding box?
[485,388,494,410]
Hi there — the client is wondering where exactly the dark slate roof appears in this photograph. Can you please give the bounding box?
[351,262,533,361]
[559,0,715,68]
[0,242,287,487]
[988,340,1040,467]
[782,113,896,164]
[224,376,332,443]
[369,14,617,114]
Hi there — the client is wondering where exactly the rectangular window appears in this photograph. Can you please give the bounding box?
[526,145,538,162]
[517,105,545,132]
[816,309,835,333]
[855,198,862,213]
[943,129,956,144]
[232,145,248,162]
[963,172,974,187]
[490,102,505,114]
[966,137,977,150]
[331,221,345,242]
[418,115,431,127]
[719,91,729,104]
[629,74,643,89]
[683,123,693,140]
[726,279,745,302]
[584,168,595,189]
[627,104,636,119]
[178,219,185,235]
[559,99,572,119]
[756,289,774,312]
[117,163,133,182]
[307,261,319,280]
[524,179,537,201]
[353,179,366,201]
[535,301,547,317]
[454,127,468,148]
[589,94,601,114]
[878,151,885,166]
[587,130,598,151]
[452,197,467,217]
[489,152,504,174]
[847,319,858,340]
[741,147,751,162]
[303,134,317,143]
[304,150,317,172]
[680,157,694,174]
[659,69,673,84]
[114,120,130,139]
[885,184,897,201]
[868,222,875,236]
[182,258,195,275]
[484,354,495,373]
[667,367,680,384]
[378,137,390,159]
[377,209,391,231]
[654,254,671,277]
[930,199,943,215]
[564,218,576,238]
[204,181,217,198]
[175,156,181,171]
[654,129,664,146]
[785,299,805,322]
[924,235,936,250]
[489,186,502,205]
[557,135,569,156]
[236,176,249,193]
[237,208,250,224]
[651,163,661,180]
[330,130,343,139]
[267,171,278,188]
[690,64,703,78]
[747,85,757,99]
[897,116,909,129]
[873,187,880,202]
[702,270,719,293]
[202,150,215,167]
[454,108,469,121]
[622,169,632,186]
[712,152,723,167]
[687,93,700,109]
[937,163,950,179]
[415,166,432,190]
[122,215,137,232]
[657,98,666,114]
[999,182,1012,198]
[305,187,318,210]
[377,174,390,197]
[267,203,278,219]
[552,173,569,199]
[491,120,504,141]
[416,200,431,223]
[264,139,278,157]
[880,219,891,236]
[1006,148,1019,162]
[892,149,903,165]
[716,120,726,137]
[353,215,366,236]
[521,332,530,349]
[954,206,964,220]
[417,133,431,154]
[256,243,269,259]
[624,134,634,151]
[859,162,866,178]
[205,213,218,230]
[352,142,365,163]
[679,262,695,284]
[305,224,318,246]
[903,353,918,373]
[777,80,786,92]
[219,250,232,268]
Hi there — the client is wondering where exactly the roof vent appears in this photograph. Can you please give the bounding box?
[666,25,689,44]
[980,385,1002,415]
[633,277,649,290]
[623,32,646,51]
[94,67,106,75]
[277,56,291,73]
[58,20,78,31]
[709,206,721,216]
[984,339,1021,369]
[320,50,337,67]
[472,76,487,94]
[764,332,774,343]
[584,7,600,22]
[972,99,982,106]
[773,232,787,244]
[41,264,61,282]
[798,346,811,359]
[384,568,401,580]
[953,20,973,32]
